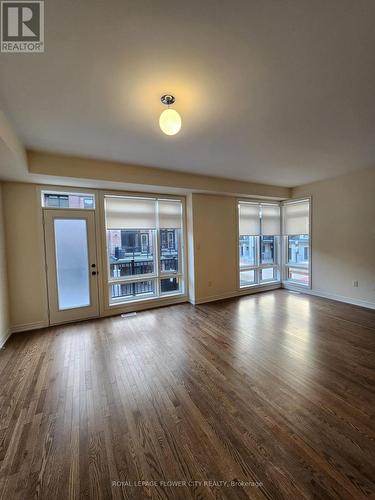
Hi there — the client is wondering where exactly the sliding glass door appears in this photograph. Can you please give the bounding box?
[104,195,185,306]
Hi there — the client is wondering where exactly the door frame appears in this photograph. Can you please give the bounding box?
[43,208,100,325]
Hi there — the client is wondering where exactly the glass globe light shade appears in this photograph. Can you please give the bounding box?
[159,108,182,136]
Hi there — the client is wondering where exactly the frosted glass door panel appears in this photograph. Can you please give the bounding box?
[54,219,90,310]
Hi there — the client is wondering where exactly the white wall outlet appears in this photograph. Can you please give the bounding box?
[353,280,359,288]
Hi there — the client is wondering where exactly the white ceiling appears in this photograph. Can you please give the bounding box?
[1,0,375,187]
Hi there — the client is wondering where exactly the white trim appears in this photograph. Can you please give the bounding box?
[192,283,281,305]
[10,321,49,334]
[283,283,375,310]
[0,328,12,348]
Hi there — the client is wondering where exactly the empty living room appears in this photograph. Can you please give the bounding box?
[0,1,374,498]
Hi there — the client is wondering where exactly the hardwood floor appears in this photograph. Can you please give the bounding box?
[0,290,374,499]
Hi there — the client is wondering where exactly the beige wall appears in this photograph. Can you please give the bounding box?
[2,183,48,331]
[293,167,375,308]
[0,184,9,344]
[28,150,291,200]
[191,194,238,302]
[191,194,240,302]
[2,183,279,331]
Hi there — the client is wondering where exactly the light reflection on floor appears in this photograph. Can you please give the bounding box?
[229,291,314,382]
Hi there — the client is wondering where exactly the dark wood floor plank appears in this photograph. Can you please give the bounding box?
[0,289,374,499]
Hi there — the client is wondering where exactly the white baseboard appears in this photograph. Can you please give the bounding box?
[10,320,49,334]
[283,284,375,310]
[0,328,12,349]
[192,283,281,305]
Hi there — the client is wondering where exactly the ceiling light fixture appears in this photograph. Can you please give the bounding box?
[159,95,181,136]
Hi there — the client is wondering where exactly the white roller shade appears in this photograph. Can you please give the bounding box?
[283,200,310,235]
[239,203,260,235]
[105,196,157,229]
[261,204,280,235]
[159,199,182,229]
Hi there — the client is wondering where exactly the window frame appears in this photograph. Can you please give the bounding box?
[237,201,281,290]
[41,190,96,210]
[281,197,312,289]
[102,193,187,307]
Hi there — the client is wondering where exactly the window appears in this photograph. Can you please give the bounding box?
[282,199,310,286]
[238,202,280,288]
[287,267,309,283]
[160,229,179,273]
[42,192,95,209]
[112,280,155,301]
[108,229,155,278]
[261,235,275,264]
[288,235,309,266]
[141,233,149,252]
[260,267,276,282]
[239,235,256,267]
[160,276,181,294]
[105,196,184,305]
[240,269,256,287]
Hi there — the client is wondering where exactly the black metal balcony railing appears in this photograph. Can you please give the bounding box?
[110,256,178,278]
[114,246,153,259]
[112,280,154,299]
[111,278,180,299]
[111,261,154,278]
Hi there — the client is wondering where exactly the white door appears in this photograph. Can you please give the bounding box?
[44,209,100,325]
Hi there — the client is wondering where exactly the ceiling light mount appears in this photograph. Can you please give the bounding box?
[161,94,176,106]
